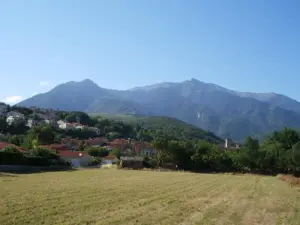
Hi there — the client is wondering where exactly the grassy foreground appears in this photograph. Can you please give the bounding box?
[1,169,300,225]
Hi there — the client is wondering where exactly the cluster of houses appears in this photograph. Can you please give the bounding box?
[1,108,100,134]
[0,137,157,168]
[0,105,157,168]
[56,120,100,134]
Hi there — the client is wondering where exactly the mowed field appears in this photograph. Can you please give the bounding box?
[1,169,300,225]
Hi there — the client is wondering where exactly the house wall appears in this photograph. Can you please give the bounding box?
[59,123,73,130]
[6,116,15,125]
[102,159,113,165]
[61,155,92,167]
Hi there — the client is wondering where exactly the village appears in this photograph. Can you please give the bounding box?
[0,104,157,168]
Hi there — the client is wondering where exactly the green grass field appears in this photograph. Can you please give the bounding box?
[1,169,300,225]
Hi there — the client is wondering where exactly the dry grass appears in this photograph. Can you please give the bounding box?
[278,174,300,188]
[1,170,300,225]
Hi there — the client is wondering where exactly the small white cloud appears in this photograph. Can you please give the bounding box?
[3,96,23,104]
[39,81,49,87]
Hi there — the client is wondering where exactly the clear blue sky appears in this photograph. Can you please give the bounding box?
[1,0,300,104]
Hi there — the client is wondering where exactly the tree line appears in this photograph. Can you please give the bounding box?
[150,128,300,175]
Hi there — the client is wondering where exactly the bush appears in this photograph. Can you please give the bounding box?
[149,158,158,168]
[31,147,60,160]
[109,148,121,158]
[88,157,101,166]
[2,146,20,153]
[0,151,64,167]
[143,160,154,168]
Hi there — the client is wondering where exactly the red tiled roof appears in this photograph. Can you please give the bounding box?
[40,144,70,151]
[0,142,25,152]
[109,139,128,144]
[86,137,107,145]
[61,138,81,145]
[59,151,88,158]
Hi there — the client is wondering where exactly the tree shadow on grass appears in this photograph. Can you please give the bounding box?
[0,172,18,177]
[0,165,76,174]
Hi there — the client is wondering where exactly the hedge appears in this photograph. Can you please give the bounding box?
[0,152,24,165]
[23,155,51,166]
[0,152,61,166]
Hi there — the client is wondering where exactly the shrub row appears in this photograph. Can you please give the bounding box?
[0,152,65,166]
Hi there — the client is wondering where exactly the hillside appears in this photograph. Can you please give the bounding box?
[92,113,223,143]
[18,78,300,141]
[0,102,223,145]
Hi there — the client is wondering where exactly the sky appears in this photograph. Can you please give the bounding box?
[0,0,300,104]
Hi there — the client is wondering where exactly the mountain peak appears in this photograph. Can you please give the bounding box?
[62,79,99,89]
[190,78,200,83]
[80,79,95,84]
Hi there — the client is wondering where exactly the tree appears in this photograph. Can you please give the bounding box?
[22,125,56,149]
[109,148,121,158]
[0,116,7,133]
[152,138,169,167]
[54,134,62,144]
[243,137,260,169]
[244,137,259,152]
[65,112,92,126]
[37,126,55,145]
[167,140,192,169]
[229,149,251,171]
[107,132,122,140]
[192,141,216,170]
[78,140,85,151]
[270,128,299,150]
[8,135,23,146]
[292,142,300,172]
[8,119,27,135]
[87,147,109,157]
[137,130,153,142]
[32,139,39,149]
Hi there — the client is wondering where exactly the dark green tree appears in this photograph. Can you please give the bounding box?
[0,116,7,133]
[87,147,109,157]
[2,146,20,153]
[152,138,170,167]
[31,147,59,160]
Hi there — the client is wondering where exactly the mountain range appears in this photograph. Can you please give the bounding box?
[18,78,300,141]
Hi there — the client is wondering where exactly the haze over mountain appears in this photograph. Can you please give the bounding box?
[18,79,300,141]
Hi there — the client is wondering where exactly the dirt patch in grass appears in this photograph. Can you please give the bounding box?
[278,174,300,187]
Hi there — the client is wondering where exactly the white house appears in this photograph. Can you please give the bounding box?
[73,123,85,130]
[6,111,25,125]
[57,121,74,130]
[57,120,65,125]
[101,155,118,165]
[44,119,56,125]
[26,119,37,128]
[59,151,92,167]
